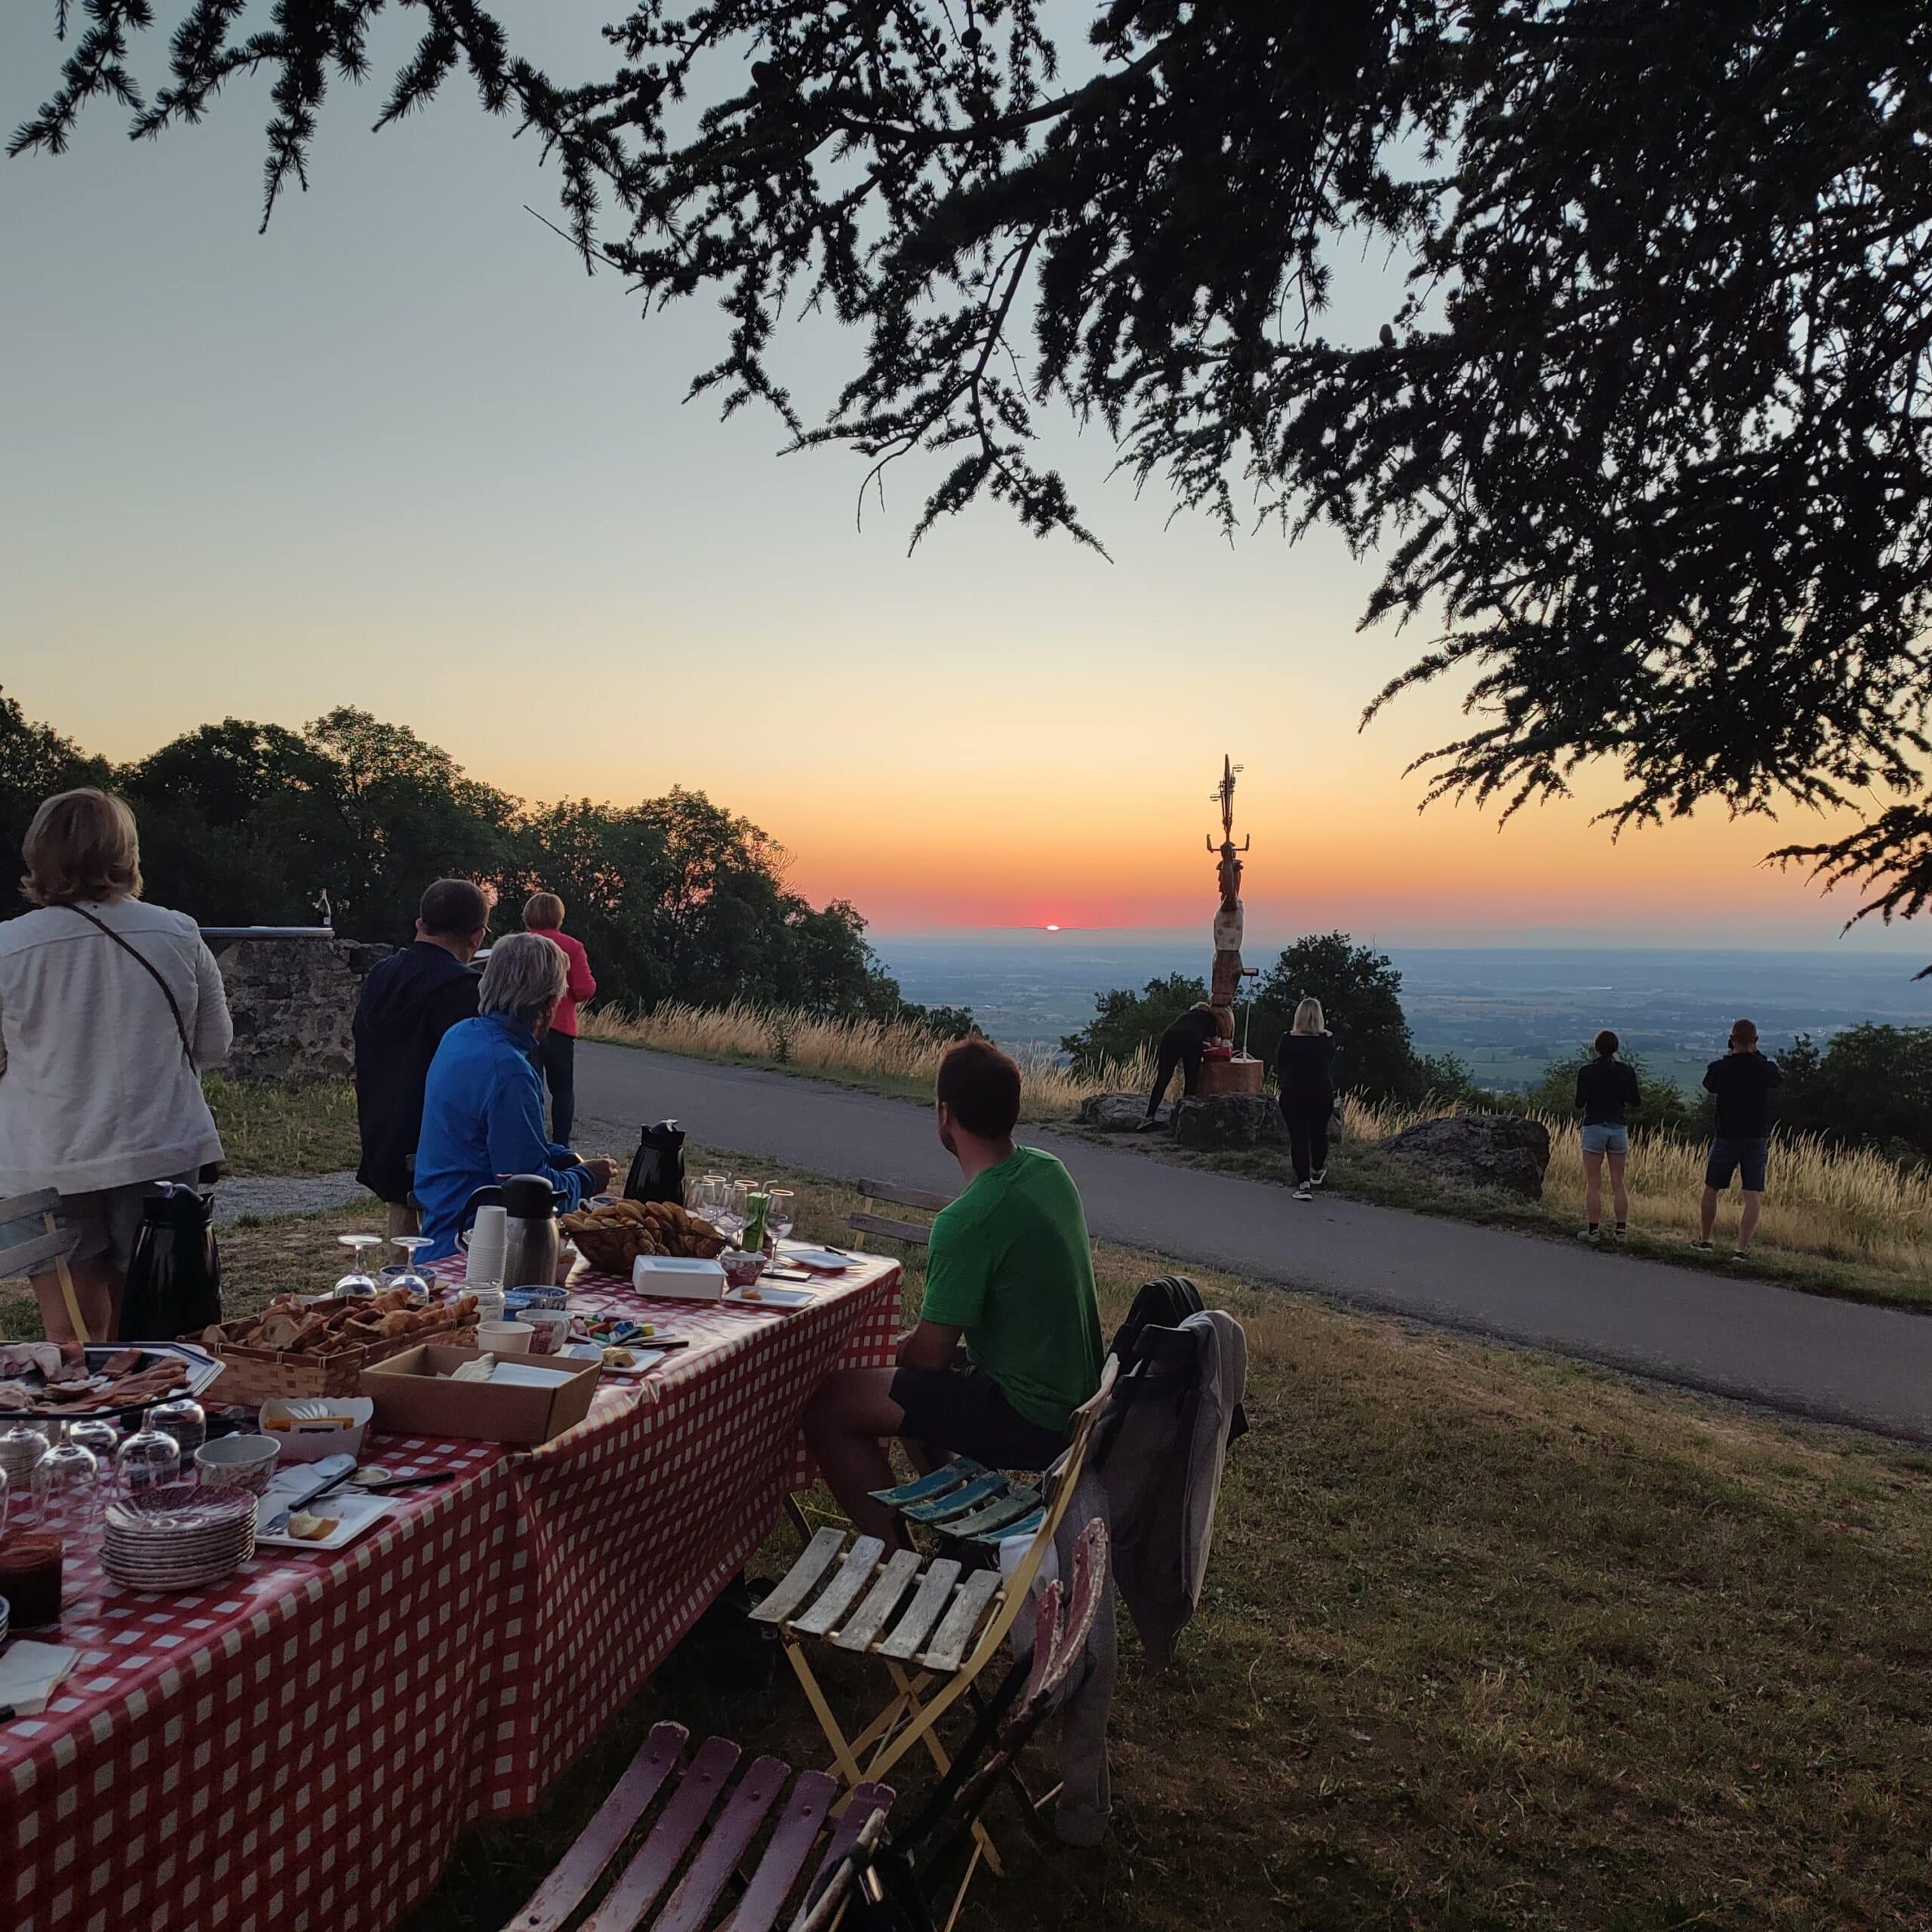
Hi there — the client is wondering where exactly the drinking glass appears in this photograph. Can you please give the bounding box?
[38,1422,98,1532]
[116,1411,182,1497]
[149,1396,207,1460]
[0,1420,48,1491]
[694,1173,728,1225]
[389,1235,435,1299]
[69,1419,119,1518]
[764,1188,796,1250]
[715,1183,749,1244]
[335,1232,384,1296]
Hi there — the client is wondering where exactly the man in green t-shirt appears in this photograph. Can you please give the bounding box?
[802,1038,1105,1544]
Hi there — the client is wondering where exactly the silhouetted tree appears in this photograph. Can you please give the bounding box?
[15,4,1932,949]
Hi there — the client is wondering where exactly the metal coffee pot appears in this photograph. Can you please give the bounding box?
[459,1174,569,1288]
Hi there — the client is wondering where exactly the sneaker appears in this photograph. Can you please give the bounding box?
[1728,1248,1752,1263]
[1577,1226,1599,1244]
[1614,1224,1628,1241]
[1691,1238,1715,1252]
[1310,1168,1327,1188]
[1294,1184,1312,1201]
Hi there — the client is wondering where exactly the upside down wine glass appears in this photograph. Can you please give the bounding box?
[390,1235,435,1299]
[335,1233,384,1297]
[116,1411,182,1497]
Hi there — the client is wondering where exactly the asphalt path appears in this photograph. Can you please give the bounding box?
[577,1042,1932,1441]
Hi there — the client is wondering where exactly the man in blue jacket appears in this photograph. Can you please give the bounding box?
[352,878,490,1238]
[414,933,614,1262]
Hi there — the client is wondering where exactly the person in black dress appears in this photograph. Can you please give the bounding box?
[1276,998,1337,1199]
[1142,1001,1224,1126]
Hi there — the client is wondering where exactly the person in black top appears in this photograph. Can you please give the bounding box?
[1697,1017,1782,1257]
[1142,1001,1225,1126]
[1276,998,1338,1199]
[1574,1029,1641,1243]
[352,878,490,1238]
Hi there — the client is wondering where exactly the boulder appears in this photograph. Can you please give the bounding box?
[1378,1112,1550,1200]
[1171,1094,1287,1151]
[1078,1092,1164,1131]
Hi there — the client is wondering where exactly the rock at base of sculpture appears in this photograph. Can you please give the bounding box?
[211,934,391,1081]
[1377,1113,1551,1199]
[1172,1094,1287,1151]
[1077,1093,1166,1131]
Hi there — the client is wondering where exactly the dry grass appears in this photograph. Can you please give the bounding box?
[581,999,1155,1122]
[1340,1094,1932,1280]
[392,1153,1932,1932]
[200,1072,362,1178]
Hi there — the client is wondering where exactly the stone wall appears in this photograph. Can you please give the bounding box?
[207,932,390,1081]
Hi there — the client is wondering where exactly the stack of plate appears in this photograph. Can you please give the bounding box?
[101,1483,257,1592]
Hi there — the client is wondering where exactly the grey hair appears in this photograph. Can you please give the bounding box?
[478,931,568,1021]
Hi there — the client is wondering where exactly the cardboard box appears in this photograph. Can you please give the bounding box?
[360,1344,601,1447]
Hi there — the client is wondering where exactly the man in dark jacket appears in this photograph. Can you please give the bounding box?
[353,878,490,1237]
[1696,1017,1783,1258]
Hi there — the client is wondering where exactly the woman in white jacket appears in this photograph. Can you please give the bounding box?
[0,789,233,1340]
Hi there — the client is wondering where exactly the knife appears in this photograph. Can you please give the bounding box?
[262,1463,358,1536]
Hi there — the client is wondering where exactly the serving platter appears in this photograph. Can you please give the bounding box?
[0,1340,226,1422]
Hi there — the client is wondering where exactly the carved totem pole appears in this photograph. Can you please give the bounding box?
[1200,755,1264,1094]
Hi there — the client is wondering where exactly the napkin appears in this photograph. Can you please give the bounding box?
[0,1641,77,1716]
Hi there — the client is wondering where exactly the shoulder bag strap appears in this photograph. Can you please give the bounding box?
[64,904,196,1068]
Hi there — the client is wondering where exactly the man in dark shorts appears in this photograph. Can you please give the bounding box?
[1696,1017,1782,1258]
[802,1038,1104,1545]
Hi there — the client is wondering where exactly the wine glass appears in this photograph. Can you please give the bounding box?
[764,1187,795,1251]
[38,1422,99,1534]
[69,1419,119,1518]
[389,1235,435,1299]
[715,1183,749,1246]
[0,1420,48,1491]
[335,1232,384,1296]
[694,1173,728,1225]
[149,1396,207,1461]
[116,1411,182,1497]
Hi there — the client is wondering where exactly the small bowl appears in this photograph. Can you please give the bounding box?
[378,1264,440,1297]
[195,1433,281,1495]
[476,1320,537,1355]
[503,1285,568,1316]
[720,1249,767,1291]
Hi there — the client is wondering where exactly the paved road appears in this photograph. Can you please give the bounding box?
[576,1043,1932,1441]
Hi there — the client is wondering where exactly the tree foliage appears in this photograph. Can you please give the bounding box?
[14,3,1932,943]
[1776,1024,1932,1164]
[3,697,906,1018]
[1061,971,1209,1075]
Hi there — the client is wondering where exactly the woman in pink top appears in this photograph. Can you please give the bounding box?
[523,891,596,1143]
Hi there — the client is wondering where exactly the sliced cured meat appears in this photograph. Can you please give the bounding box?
[102,1349,143,1375]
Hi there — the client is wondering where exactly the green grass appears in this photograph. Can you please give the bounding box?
[380,1158,1932,1932]
[202,1072,361,1177]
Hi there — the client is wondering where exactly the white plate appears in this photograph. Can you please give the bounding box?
[777,1247,855,1272]
[721,1284,817,1310]
[256,1492,397,1552]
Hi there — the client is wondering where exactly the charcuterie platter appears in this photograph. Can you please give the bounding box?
[0,1340,226,1421]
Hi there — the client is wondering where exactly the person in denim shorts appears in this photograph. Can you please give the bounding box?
[1574,1030,1640,1243]
[1697,1019,1782,1258]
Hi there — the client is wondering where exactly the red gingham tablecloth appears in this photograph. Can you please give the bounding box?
[0,1254,900,1932]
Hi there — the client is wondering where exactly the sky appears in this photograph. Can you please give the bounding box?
[1,7,1921,951]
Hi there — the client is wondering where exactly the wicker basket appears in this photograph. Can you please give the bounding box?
[210,1303,480,1406]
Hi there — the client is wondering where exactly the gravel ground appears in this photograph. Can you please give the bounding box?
[214,1171,366,1225]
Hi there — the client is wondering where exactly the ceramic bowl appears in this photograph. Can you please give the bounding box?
[195,1433,281,1495]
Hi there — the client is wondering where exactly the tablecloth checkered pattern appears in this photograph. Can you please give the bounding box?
[0,1254,900,1932]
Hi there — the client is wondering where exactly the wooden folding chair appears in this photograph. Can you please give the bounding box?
[844,1180,952,1254]
[0,1189,88,1343]
[500,1521,1108,1932]
[752,1363,1117,1916]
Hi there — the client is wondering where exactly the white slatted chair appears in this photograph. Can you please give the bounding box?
[752,1360,1116,1900]
[0,1189,88,1341]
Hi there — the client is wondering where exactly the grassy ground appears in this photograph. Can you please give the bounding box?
[20,1143,1932,1926]
[376,1157,1932,1932]
[202,1071,361,1177]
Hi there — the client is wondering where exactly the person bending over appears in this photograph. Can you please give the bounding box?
[1574,1029,1640,1244]
[1142,1000,1225,1127]
[804,1037,1104,1545]
[1697,1018,1781,1259]
[352,877,489,1241]
[413,933,614,1263]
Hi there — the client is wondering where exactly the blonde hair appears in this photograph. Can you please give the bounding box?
[1291,997,1326,1035]
[524,891,565,931]
[23,788,143,907]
